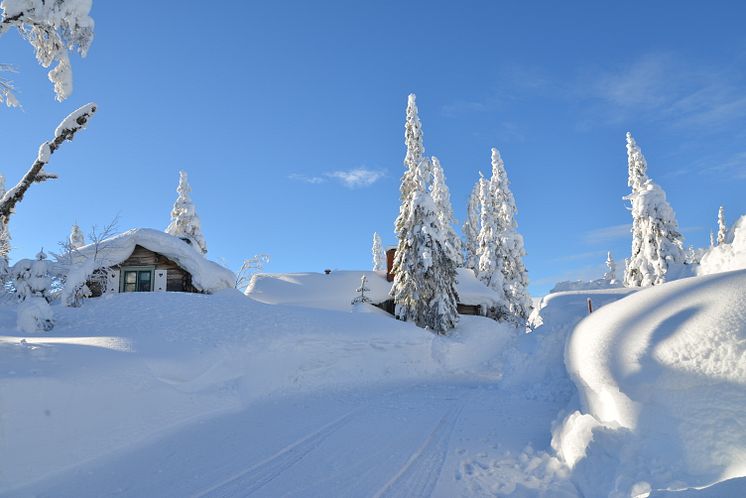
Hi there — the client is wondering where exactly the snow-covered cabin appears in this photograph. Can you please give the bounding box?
[72,228,235,296]
[246,269,502,316]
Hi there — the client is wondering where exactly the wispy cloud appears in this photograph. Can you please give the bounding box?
[326,168,386,188]
[288,173,326,185]
[289,167,386,188]
[583,52,746,130]
[582,224,631,245]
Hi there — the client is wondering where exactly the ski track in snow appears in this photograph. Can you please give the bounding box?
[373,401,465,498]
[194,410,359,498]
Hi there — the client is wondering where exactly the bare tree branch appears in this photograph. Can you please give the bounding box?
[0,102,96,222]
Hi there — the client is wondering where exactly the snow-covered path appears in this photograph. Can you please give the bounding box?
[13,381,562,498]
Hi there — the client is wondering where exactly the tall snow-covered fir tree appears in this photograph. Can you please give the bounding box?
[0,175,10,261]
[430,156,463,267]
[717,206,727,246]
[604,251,617,285]
[372,232,385,271]
[391,94,459,334]
[463,180,481,272]
[69,223,85,249]
[476,173,506,297]
[487,148,532,323]
[165,170,208,254]
[710,231,715,248]
[623,133,685,287]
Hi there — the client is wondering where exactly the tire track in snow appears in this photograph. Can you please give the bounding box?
[192,410,357,498]
[372,400,465,498]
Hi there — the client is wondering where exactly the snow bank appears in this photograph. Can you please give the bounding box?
[246,268,504,311]
[71,228,234,293]
[551,278,622,293]
[698,214,746,276]
[560,270,746,496]
[0,289,509,493]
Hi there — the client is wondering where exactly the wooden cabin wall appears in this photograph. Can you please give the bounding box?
[90,245,197,295]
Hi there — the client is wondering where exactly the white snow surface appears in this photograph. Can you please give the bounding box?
[70,228,234,293]
[698,214,746,276]
[561,270,746,496]
[3,267,746,497]
[246,268,504,311]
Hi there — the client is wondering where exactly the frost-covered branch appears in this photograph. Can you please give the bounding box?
[0,63,19,107]
[1,0,95,102]
[236,254,270,290]
[0,102,96,223]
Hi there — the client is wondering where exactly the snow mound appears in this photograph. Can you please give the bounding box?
[0,289,512,493]
[246,268,504,311]
[72,228,235,293]
[560,270,746,496]
[698,214,746,276]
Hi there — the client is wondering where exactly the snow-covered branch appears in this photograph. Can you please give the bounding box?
[0,102,96,222]
[1,0,95,102]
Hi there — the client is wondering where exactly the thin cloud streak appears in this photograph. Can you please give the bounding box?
[583,224,632,245]
[289,168,386,188]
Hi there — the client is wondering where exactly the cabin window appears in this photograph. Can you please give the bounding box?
[121,268,154,292]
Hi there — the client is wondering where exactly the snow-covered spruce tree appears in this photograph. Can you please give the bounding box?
[166,170,208,254]
[710,231,715,248]
[13,249,54,332]
[0,174,10,262]
[391,94,459,334]
[603,251,617,285]
[717,206,727,246]
[69,223,85,249]
[372,232,385,271]
[1,0,95,104]
[492,149,532,323]
[351,274,372,305]
[477,149,532,323]
[463,179,480,272]
[623,133,685,287]
[430,156,463,267]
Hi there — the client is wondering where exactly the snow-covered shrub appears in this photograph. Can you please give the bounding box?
[351,274,372,305]
[13,250,55,332]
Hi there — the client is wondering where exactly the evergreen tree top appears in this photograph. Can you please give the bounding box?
[626,132,649,191]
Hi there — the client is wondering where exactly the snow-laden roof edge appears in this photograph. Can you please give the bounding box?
[73,228,235,293]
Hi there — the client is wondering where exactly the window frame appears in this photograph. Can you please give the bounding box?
[119,266,155,293]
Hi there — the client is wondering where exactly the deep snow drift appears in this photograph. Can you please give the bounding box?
[559,269,746,496]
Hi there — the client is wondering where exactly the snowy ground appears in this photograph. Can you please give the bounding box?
[2,272,746,497]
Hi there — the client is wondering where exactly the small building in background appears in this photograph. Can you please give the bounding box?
[71,228,235,296]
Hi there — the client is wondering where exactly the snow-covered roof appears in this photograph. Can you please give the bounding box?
[73,228,235,293]
[245,268,503,311]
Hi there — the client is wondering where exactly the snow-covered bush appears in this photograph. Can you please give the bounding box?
[351,274,372,305]
[13,249,54,332]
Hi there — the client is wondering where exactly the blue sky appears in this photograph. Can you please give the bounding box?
[2,1,746,295]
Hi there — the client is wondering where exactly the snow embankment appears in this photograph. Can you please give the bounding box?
[0,290,512,493]
[558,270,746,497]
[698,214,746,276]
